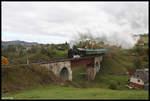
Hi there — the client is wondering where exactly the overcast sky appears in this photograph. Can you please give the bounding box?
[2,2,148,48]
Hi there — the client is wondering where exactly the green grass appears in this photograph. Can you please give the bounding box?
[111,50,136,69]
[2,85,148,100]
[72,66,130,89]
[55,50,68,59]
[72,67,88,87]
[99,49,137,73]
[93,74,130,89]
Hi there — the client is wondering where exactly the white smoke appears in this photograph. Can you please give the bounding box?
[70,29,142,49]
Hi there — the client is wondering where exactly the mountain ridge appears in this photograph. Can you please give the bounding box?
[2,40,39,47]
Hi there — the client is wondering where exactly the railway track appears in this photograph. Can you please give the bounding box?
[2,54,103,68]
[38,54,103,64]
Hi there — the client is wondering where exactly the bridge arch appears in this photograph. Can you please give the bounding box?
[60,67,69,81]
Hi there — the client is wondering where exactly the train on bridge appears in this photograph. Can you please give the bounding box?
[68,47,107,58]
[40,47,107,81]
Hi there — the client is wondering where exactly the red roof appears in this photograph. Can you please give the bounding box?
[138,41,144,44]
[128,68,134,74]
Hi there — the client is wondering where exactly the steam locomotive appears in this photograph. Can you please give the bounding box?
[68,47,106,58]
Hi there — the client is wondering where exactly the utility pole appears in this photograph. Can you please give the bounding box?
[26,48,29,65]
[27,55,29,64]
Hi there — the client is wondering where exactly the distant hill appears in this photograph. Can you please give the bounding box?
[2,40,38,47]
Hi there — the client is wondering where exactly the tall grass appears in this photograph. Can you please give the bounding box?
[2,64,61,93]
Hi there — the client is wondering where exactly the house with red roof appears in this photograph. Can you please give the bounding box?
[138,41,145,46]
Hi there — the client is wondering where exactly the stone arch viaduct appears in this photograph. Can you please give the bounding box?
[39,55,103,81]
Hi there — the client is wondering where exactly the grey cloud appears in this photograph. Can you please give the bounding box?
[100,2,148,33]
[2,2,148,48]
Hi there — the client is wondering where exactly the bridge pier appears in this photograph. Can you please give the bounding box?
[93,56,103,80]
[86,56,103,81]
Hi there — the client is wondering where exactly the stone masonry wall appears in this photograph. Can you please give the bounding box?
[40,61,72,81]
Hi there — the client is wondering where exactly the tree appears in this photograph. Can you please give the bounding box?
[134,58,142,69]
[47,46,56,57]
[19,50,25,57]
[40,47,47,55]
[1,56,9,64]
[28,46,37,53]
[7,45,16,52]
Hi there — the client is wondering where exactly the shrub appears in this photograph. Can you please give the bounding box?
[109,82,117,90]
[134,58,142,69]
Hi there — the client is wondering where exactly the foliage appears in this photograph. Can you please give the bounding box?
[46,46,57,57]
[109,82,117,90]
[130,35,148,69]
[133,57,142,69]
[19,49,26,57]
[27,46,37,53]
[7,45,17,52]
[2,43,69,64]
[135,46,147,56]
[1,56,9,64]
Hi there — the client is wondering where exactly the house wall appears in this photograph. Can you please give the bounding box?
[130,77,144,85]
[130,82,144,89]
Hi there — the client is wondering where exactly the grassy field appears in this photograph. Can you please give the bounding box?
[2,84,148,100]
[72,66,130,89]
[2,35,148,99]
